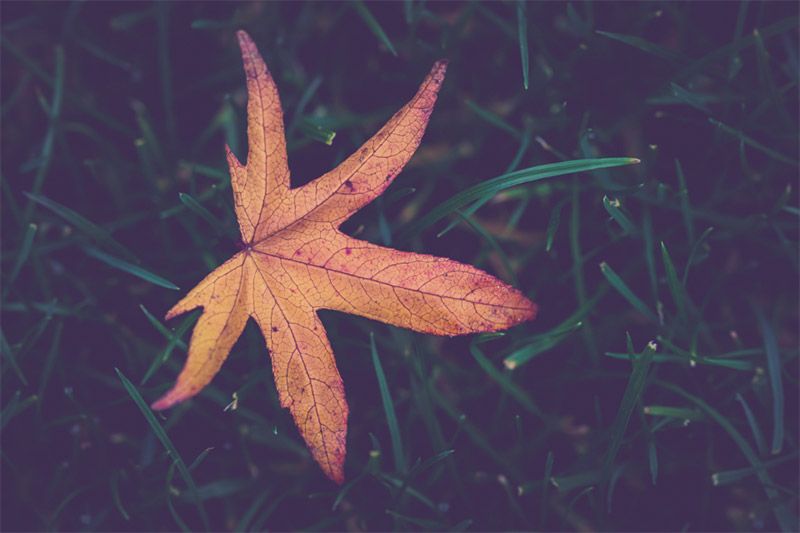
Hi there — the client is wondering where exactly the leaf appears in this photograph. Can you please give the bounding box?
[152,31,537,484]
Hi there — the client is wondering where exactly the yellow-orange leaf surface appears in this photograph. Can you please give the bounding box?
[153,30,537,484]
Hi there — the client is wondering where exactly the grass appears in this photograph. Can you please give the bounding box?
[1,2,798,531]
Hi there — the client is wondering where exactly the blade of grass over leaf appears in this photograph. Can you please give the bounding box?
[400,158,640,240]
[600,262,657,322]
[654,380,797,531]
[709,118,798,167]
[83,247,178,290]
[735,393,768,456]
[115,369,209,530]
[141,311,196,385]
[516,0,529,90]
[753,306,784,454]
[352,1,398,56]
[602,338,656,478]
[370,332,405,474]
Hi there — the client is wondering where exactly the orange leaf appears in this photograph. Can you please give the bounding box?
[153,30,537,484]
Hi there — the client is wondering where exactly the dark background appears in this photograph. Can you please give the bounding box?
[2,1,798,531]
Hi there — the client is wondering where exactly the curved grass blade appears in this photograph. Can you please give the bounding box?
[504,319,583,370]
[370,332,405,474]
[400,158,640,240]
[545,200,565,252]
[682,226,714,285]
[115,368,210,530]
[84,247,178,290]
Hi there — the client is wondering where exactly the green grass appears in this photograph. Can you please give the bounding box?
[1,2,798,531]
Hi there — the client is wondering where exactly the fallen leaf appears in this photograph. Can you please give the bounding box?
[153,30,537,483]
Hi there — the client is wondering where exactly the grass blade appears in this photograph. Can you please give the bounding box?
[602,196,638,235]
[600,262,657,322]
[115,368,210,530]
[596,30,684,63]
[709,118,798,167]
[470,341,543,418]
[516,0,529,90]
[674,160,695,243]
[735,393,768,456]
[400,157,639,240]
[660,241,688,320]
[370,332,405,474]
[24,192,135,260]
[602,338,656,477]
[84,247,178,290]
[6,223,37,288]
[352,1,398,56]
[753,307,784,454]
[0,329,29,387]
[712,452,799,486]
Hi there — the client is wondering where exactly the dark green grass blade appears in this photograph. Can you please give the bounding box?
[654,380,797,531]
[370,333,405,474]
[352,1,398,56]
[84,247,178,290]
[115,369,210,530]
[660,241,688,320]
[0,329,29,386]
[602,339,656,477]
[539,451,554,529]
[735,393,768,456]
[603,195,638,235]
[178,192,226,232]
[504,319,583,370]
[24,193,135,260]
[709,118,798,167]
[400,158,639,240]
[7,223,37,289]
[545,200,564,252]
[712,452,799,486]
[470,339,543,418]
[596,30,684,63]
[600,262,657,322]
[516,0,529,90]
[140,311,196,385]
[674,160,695,243]
[465,100,520,137]
[1,391,38,430]
[643,405,703,421]
[669,83,712,113]
[22,45,63,226]
[754,307,784,454]
[682,226,714,285]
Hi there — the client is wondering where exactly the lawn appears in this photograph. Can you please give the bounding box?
[2,2,798,531]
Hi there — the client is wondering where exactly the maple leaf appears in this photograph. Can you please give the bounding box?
[153,30,537,484]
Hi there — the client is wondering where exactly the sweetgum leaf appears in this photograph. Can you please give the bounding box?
[152,30,537,484]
